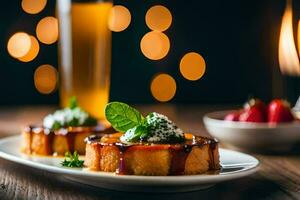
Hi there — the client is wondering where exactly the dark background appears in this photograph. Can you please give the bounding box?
[0,0,300,105]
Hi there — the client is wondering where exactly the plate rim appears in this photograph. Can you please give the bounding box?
[0,135,259,184]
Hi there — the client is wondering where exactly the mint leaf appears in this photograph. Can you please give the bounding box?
[52,121,62,130]
[69,96,78,109]
[83,116,98,127]
[105,102,143,132]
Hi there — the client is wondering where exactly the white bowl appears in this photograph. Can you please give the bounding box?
[203,110,300,152]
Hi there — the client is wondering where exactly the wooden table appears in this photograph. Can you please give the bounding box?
[0,105,299,200]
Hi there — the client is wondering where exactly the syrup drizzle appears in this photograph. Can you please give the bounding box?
[169,145,193,175]
[115,143,131,175]
[44,133,54,154]
[24,125,114,155]
[86,134,219,175]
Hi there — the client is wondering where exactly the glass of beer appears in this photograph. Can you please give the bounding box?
[57,0,112,119]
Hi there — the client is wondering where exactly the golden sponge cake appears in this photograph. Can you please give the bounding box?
[21,125,115,156]
[84,133,220,175]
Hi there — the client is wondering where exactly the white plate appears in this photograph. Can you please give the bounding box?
[204,110,300,152]
[0,135,259,193]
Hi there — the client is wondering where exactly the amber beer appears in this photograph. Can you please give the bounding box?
[57,0,112,119]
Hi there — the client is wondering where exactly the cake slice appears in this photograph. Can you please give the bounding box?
[21,97,115,156]
[84,133,220,175]
[21,125,114,155]
[84,102,220,175]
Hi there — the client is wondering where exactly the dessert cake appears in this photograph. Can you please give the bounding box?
[84,133,219,175]
[84,102,220,175]
[21,97,114,156]
[22,125,114,155]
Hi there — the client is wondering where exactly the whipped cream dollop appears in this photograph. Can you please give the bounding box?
[43,107,97,130]
[120,112,184,143]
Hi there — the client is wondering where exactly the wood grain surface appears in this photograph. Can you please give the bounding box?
[0,105,299,200]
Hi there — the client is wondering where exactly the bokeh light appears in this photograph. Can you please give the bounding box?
[36,16,58,44]
[21,0,47,14]
[34,64,58,94]
[180,52,206,81]
[140,31,170,60]
[108,5,131,32]
[145,5,172,31]
[7,32,31,58]
[150,73,176,102]
[19,36,40,62]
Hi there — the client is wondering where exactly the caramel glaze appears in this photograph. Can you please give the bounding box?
[24,124,115,155]
[85,134,219,175]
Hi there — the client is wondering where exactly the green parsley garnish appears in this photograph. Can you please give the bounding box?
[61,151,84,168]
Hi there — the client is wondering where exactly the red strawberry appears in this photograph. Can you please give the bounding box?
[244,98,266,113]
[268,99,294,123]
[239,107,266,122]
[243,98,267,121]
[224,111,241,121]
